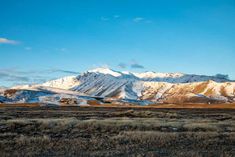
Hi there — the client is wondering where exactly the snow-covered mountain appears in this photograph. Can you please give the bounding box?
[87,67,231,83]
[42,76,80,89]
[70,68,235,103]
[0,67,234,105]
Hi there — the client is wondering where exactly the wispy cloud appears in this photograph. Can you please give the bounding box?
[118,63,127,69]
[55,48,68,53]
[100,15,120,21]
[0,72,30,82]
[130,63,145,69]
[117,61,145,69]
[132,17,153,23]
[99,16,151,24]
[0,69,41,86]
[133,17,144,22]
[0,38,18,45]
[24,47,32,51]
[47,69,80,75]
[0,68,80,87]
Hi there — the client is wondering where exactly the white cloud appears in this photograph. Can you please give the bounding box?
[133,17,144,22]
[0,38,18,44]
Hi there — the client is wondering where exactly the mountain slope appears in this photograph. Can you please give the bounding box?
[68,68,235,103]
[133,80,235,103]
[42,76,80,89]
[1,67,234,105]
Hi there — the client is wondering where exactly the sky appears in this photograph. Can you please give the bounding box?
[0,0,235,86]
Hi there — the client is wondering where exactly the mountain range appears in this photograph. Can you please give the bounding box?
[0,67,234,106]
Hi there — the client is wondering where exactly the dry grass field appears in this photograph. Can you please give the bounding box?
[0,106,234,157]
[1,102,235,108]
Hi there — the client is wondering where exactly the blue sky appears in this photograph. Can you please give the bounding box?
[0,0,235,86]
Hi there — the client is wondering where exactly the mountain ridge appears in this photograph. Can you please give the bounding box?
[0,67,234,105]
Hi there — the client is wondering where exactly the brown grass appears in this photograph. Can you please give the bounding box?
[148,103,235,109]
[1,102,235,109]
[0,106,234,156]
[0,103,41,107]
[85,103,235,109]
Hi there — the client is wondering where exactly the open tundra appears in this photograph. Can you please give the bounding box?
[0,68,235,105]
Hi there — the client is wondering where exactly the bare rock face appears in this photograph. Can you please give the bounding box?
[3,89,18,98]
[59,98,78,105]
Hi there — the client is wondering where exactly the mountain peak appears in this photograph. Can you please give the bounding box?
[88,67,122,77]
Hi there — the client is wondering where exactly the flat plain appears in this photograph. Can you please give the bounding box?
[0,106,234,157]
